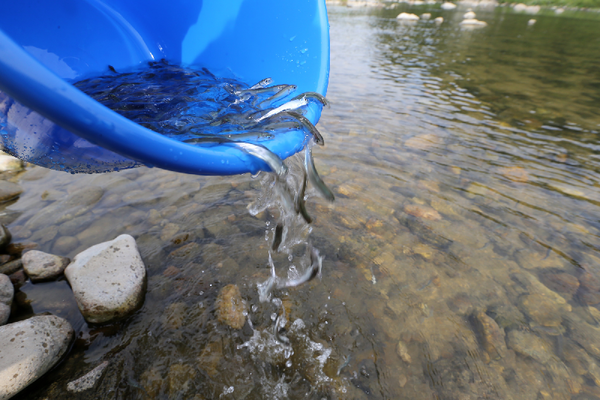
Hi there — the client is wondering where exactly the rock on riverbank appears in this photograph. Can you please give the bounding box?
[0,273,13,325]
[0,315,73,400]
[65,234,146,323]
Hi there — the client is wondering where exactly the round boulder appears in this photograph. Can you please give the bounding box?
[65,234,146,323]
[0,315,73,399]
[22,250,70,282]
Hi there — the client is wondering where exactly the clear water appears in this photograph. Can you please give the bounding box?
[5,4,600,399]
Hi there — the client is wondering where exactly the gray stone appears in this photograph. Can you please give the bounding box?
[0,225,11,252]
[66,361,109,393]
[0,315,73,400]
[474,311,507,360]
[0,274,11,325]
[0,181,23,203]
[0,259,22,276]
[22,250,70,282]
[52,236,80,255]
[506,330,553,364]
[65,234,146,323]
[26,186,104,230]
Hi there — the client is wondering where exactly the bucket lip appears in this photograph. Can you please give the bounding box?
[0,22,328,176]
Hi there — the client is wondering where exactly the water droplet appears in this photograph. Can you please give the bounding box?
[289,35,296,41]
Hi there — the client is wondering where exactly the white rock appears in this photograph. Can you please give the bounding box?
[67,361,109,393]
[65,234,146,323]
[528,18,536,25]
[435,16,444,24]
[460,18,488,27]
[22,250,70,282]
[513,3,527,12]
[0,274,12,326]
[555,7,564,14]
[421,13,431,20]
[0,315,73,399]
[0,153,24,172]
[441,2,457,10]
[464,10,476,19]
[526,5,540,14]
[397,12,420,20]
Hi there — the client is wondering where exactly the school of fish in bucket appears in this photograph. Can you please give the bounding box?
[74,59,334,344]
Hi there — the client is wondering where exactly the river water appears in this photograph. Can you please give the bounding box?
[6,3,600,399]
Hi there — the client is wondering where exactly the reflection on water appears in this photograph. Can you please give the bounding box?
[6,4,600,399]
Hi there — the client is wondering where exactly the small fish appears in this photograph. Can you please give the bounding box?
[295,171,313,224]
[255,97,308,122]
[273,314,290,345]
[283,111,324,146]
[304,147,335,202]
[127,377,150,396]
[249,77,273,90]
[272,223,284,251]
[231,142,288,177]
[281,246,322,288]
[108,65,117,73]
[337,355,351,376]
[291,92,329,107]
[258,85,298,108]
[236,84,295,96]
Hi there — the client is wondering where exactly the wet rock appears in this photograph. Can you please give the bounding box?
[29,225,59,245]
[0,273,13,325]
[168,242,202,260]
[167,363,195,399]
[8,270,26,290]
[515,249,568,270]
[140,366,162,398]
[506,330,553,364]
[162,302,187,330]
[404,134,441,151]
[0,259,22,276]
[404,204,442,221]
[22,250,70,282]
[58,214,96,236]
[66,361,109,393]
[580,271,600,292]
[447,293,474,316]
[541,272,580,297]
[216,284,246,329]
[160,223,180,242]
[396,340,412,364]
[0,315,73,399]
[474,311,507,360]
[6,242,37,256]
[0,153,24,172]
[519,293,564,327]
[512,271,571,316]
[65,234,146,323]
[26,186,104,229]
[563,339,600,386]
[498,166,529,183]
[197,340,222,377]
[0,225,11,252]
[52,236,80,255]
[0,181,23,203]
[565,314,600,360]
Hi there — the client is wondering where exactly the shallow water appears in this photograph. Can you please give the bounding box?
[5,4,600,399]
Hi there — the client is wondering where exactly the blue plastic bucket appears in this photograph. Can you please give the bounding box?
[0,0,329,175]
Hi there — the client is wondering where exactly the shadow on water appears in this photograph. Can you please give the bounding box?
[5,4,600,399]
